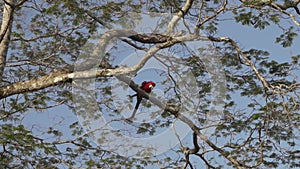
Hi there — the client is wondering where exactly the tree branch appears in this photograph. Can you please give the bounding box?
[195,0,228,34]
[166,0,194,34]
[0,0,14,43]
[269,1,300,26]
[0,0,15,82]
[128,33,173,44]
[208,36,271,91]
[84,5,175,44]
[270,0,300,15]
[0,28,184,99]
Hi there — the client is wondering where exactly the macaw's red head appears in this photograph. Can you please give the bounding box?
[140,81,156,93]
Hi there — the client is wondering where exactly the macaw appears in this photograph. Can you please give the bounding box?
[129,81,156,119]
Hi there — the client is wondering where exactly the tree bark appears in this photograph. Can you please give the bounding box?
[0,0,14,84]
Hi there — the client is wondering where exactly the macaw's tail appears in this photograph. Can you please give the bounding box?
[130,94,138,97]
[129,108,138,119]
[129,95,142,119]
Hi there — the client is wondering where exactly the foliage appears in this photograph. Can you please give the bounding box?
[0,0,299,168]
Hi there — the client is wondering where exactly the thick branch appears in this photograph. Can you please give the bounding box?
[0,67,71,99]
[166,0,194,34]
[0,65,152,99]
[0,28,184,99]
[0,0,15,82]
[128,33,173,44]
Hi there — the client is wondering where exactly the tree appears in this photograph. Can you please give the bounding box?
[0,0,299,168]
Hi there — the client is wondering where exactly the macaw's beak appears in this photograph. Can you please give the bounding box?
[149,85,153,89]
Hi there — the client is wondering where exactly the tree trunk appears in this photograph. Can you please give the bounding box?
[0,0,14,84]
